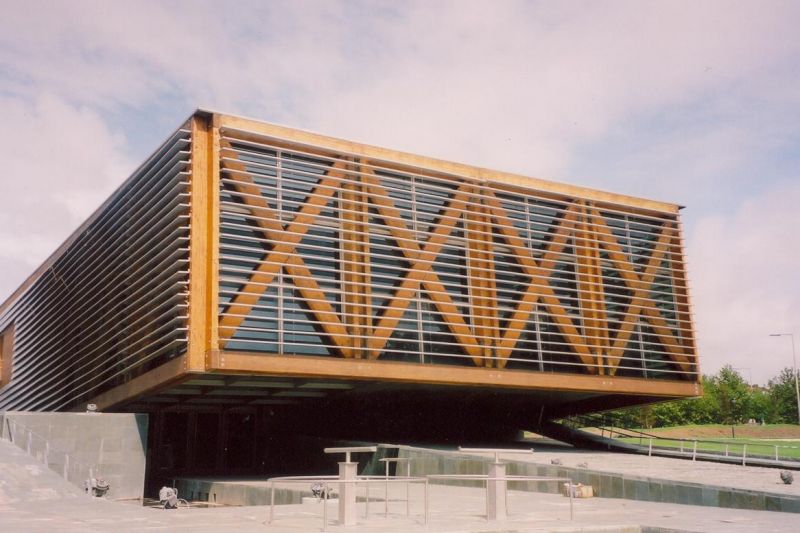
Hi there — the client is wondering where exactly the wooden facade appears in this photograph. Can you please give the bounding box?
[0,110,700,417]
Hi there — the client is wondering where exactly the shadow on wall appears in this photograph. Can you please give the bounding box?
[1,411,148,501]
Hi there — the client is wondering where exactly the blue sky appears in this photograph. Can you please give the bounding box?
[1,0,798,383]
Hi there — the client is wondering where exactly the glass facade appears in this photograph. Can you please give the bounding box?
[217,133,696,380]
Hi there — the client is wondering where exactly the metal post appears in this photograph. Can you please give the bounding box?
[742,444,747,466]
[568,480,573,520]
[424,479,428,525]
[385,460,389,518]
[692,440,697,461]
[725,444,729,457]
[323,482,328,533]
[269,480,275,523]
[679,440,684,454]
[648,438,653,457]
[775,445,779,461]
[406,460,411,517]
[793,335,800,425]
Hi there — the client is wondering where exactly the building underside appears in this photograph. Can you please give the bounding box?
[0,110,700,490]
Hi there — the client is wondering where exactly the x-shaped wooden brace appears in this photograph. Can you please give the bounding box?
[218,145,353,357]
[588,207,693,374]
[483,192,600,372]
[360,168,485,365]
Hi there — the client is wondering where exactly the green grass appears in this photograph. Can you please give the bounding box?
[616,437,800,460]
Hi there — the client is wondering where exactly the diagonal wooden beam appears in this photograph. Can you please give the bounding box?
[588,209,693,373]
[483,194,598,372]
[217,150,351,355]
[360,170,483,363]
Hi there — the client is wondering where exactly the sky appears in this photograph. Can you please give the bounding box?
[0,0,798,384]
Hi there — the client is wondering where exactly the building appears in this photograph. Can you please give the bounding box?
[0,110,699,477]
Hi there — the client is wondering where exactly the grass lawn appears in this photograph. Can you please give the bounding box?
[627,423,800,439]
[612,425,800,460]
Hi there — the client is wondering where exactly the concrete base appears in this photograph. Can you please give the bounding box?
[365,444,800,514]
[339,461,358,525]
[487,462,506,520]
[1,411,147,500]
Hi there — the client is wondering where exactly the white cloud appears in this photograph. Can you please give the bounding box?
[689,179,800,384]
[0,94,133,299]
[0,0,799,382]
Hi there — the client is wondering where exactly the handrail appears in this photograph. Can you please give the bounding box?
[557,414,800,465]
[426,474,574,521]
[266,475,429,532]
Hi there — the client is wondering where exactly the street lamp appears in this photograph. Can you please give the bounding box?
[769,333,800,425]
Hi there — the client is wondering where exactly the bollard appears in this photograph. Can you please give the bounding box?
[487,462,507,521]
[323,482,329,532]
[725,444,729,457]
[648,438,653,457]
[384,460,390,518]
[338,462,358,525]
[692,440,697,461]
[324,446,377,527]
[775,445,779,461]
[269,480,275,524]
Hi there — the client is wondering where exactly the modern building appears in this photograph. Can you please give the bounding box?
[0,110,699,478]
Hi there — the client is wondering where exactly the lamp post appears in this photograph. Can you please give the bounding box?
[769,333,800,425]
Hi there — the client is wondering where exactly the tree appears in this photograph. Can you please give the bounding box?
[768,367,800,424]
[714,365,751,425]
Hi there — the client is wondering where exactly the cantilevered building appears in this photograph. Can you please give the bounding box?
[0,110,699,472]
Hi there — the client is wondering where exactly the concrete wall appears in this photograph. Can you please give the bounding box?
[363,444,800,514]
[1,411,148,501]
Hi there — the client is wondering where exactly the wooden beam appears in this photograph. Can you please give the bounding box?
[360,171,483,364]
[217,149,352,356]
[214,113,681,215]
[339,159,373,358]
[187,115,218,372]
[587,209,695,374]
[465,185,498,367]
[86,354,190,411]
[575,201,608,374]
[483,194,598,372]
[0,323,15,389]
[212,350,701,398]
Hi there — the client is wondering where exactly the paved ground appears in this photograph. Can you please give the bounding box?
[515,443,800,496]
[3,439,800,532]
[3,479,799,532]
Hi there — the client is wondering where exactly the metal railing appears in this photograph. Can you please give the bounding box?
[266,472,575,530]
[426,474,574,521]
[639,435,800,465]
[266,475,429,532]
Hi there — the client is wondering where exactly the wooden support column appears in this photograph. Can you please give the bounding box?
[465,186,498,368]
[575,201,607,374]
[339,159,372,358]
[668,222,699,379]
[187,113,220,372]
